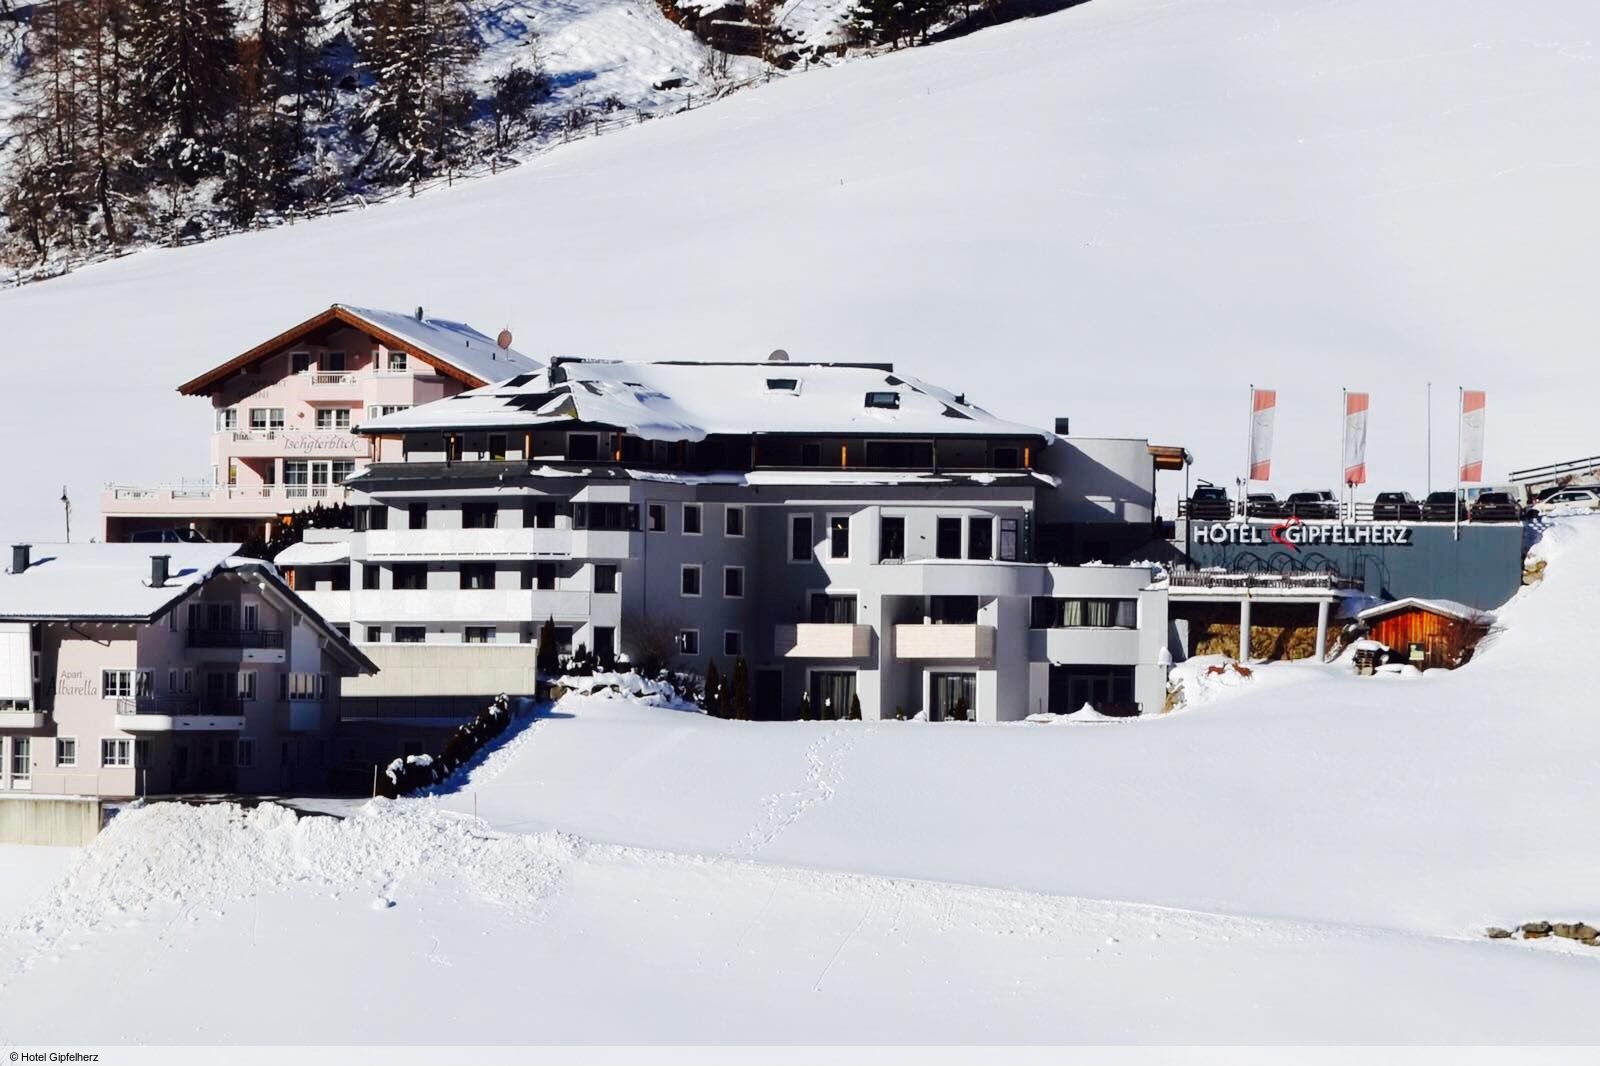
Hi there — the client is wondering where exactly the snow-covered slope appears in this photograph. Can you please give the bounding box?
[5,515,1600,1042]
[2,0,1598,541]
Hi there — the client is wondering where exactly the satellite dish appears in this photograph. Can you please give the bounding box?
[768,348,789,363]
[497,328,514,350]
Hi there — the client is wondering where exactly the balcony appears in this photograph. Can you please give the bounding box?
[187,628,284,649]
[220,428,371,459]
[102,482,350,517]
[893,623,996,660]
[114,696,246,733]
[365,527,571,560]
[774,623,874,659]
[0,709,45,729]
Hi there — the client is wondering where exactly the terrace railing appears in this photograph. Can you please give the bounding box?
[186,628,286,650]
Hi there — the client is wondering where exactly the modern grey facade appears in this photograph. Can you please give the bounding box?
[284,358,1176,720]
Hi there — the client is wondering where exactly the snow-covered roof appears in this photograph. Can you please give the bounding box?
[0,543,244,620]
[1357,597,1497,626]
[178,305,539,395]
[272,540,351,566]
[360,359,1050,442]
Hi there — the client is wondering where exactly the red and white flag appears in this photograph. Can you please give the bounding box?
[1460,389,1486,483]
[1248,388,1276,481]
[1342,391,1369,486]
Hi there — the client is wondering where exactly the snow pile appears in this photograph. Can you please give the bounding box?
[554,671,692,706]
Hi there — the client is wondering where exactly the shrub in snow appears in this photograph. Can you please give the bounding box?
[731,657,751,721]
[704,660,723,717]
[377,695,515,798]
[848,693,862,720]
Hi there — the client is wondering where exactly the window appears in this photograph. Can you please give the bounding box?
[677,630,700,656]
[284,460,308,496]
[864,391,901,410]
[291,351,311,374]
[465,626,496,644]
[236,738,255,769]
[237,671,257,701]
[993,445,1021,469]
[241,603,259,632]
[766,378,799,393]
[648,503,666,532]
[572,503,638,530]
[463,502,498,529]
[682,504,702,535]
[790,515,814,562]
[1030,597,1137,628]
[936,517,962,559]
[724,506,745,537]
[460,563,496,590]
[723,566,744,598]
[810,594,858,624]
[486,433,508,462]
[387,350,408,372]
[522,562,556,591]
[930,673,976,722]
[56,737,76,767]
[525,500,562,528]
[216,409,237,431]
[999,518,1020,561]
[408,503,428,530]
[287,673,321,699]
[879,516,906,561]
[315,408,352,430]
[393,564,427,590]
[724,631,743,657]
[101,670,151,699]
[929,596,979,625]
[864,440,933,468]
[594,565,619,594]
[363,564,380,590]
[680,565,702,597]
[829,515,851,559]
[566,433,600,461]
[801,442,822,467]
[968,517,994,560]
[367,404,411,420]
[324,351,346,372]
[248,408,285,431]
[366,626,382,643]
[101,739,131,767]
[394,626,426,644]
[9,737,29,781]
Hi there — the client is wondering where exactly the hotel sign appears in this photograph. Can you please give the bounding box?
[281,433,370,456]
[1194,519,1413,549]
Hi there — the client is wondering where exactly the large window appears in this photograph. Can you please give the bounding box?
[930,673,976,722]
[790,515,814,562]
[879,516,906,561]
[935,517,962,559]
[809,594,858,624]
[394,627,426,644]
[460,563,496,590]
[967,517,993,560]
[928,596,979,625]
[525,500,563,528]
[393,564,428,590]
[572,503,638,531]
[809,671,857,722]
[1030,597,1138,629]
[522,562,556,591]
[863,439,933,468]
[462,502,498,529]
[566,433,600,461]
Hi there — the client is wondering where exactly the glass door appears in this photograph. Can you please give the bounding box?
[309,461,332,497]
[809,671,856,721]
[930,672,976,721]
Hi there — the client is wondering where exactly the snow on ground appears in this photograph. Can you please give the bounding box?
[4,0,1599,540]
[5,516,1600,1042]
[0,844,80,927]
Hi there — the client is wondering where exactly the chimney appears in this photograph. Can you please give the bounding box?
[150,554,170,588]
[1054,417,1070,435]
[414,306,425,322]
[10,544,29,574]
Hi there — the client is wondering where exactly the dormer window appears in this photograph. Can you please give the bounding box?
[865,391,900,410]
[766,378,800,393]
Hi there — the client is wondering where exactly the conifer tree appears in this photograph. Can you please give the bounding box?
[731,657,750,721]
[128,0,239,183]
[356,0,481,186]
[704,659,722,717]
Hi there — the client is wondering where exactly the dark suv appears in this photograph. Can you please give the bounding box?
[1421,491,1466,522]
[1285,490,1339,520]
[1187,484,1234,521]
[1245,492,1284,519]
[1371,491,1421,521]
[1469,491,1522,522]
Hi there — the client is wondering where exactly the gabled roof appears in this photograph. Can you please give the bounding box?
[0,543,375,674]
[1357,597,1497,626]
[359,358,1050,442]
[177,304,539,396]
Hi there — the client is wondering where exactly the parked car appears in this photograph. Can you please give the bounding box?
[1421,491,1466,522]
[1245,492,1284,519]
[1531,487,1600,515]
[1371,491,1422,522]
[1285,490,1339,520]
[128,527,211,543]
[1186,484,1234,521]
[1468,491,1523,522]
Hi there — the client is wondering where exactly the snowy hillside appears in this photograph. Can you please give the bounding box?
[5,514,1600,1042]
[3,0,1599,543]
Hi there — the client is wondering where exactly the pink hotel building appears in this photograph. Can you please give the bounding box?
[101,304,538,543]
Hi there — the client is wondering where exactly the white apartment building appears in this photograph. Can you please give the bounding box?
[281,357,1178,721]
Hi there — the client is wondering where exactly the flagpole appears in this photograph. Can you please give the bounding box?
[1454,386,1463,543]
[1341,387,1348,521]
[1244,384,1254,518]
[1426,381,1432,496]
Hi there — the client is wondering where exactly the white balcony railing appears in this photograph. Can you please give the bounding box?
[893,623,996,660]
[774,623,874,659]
